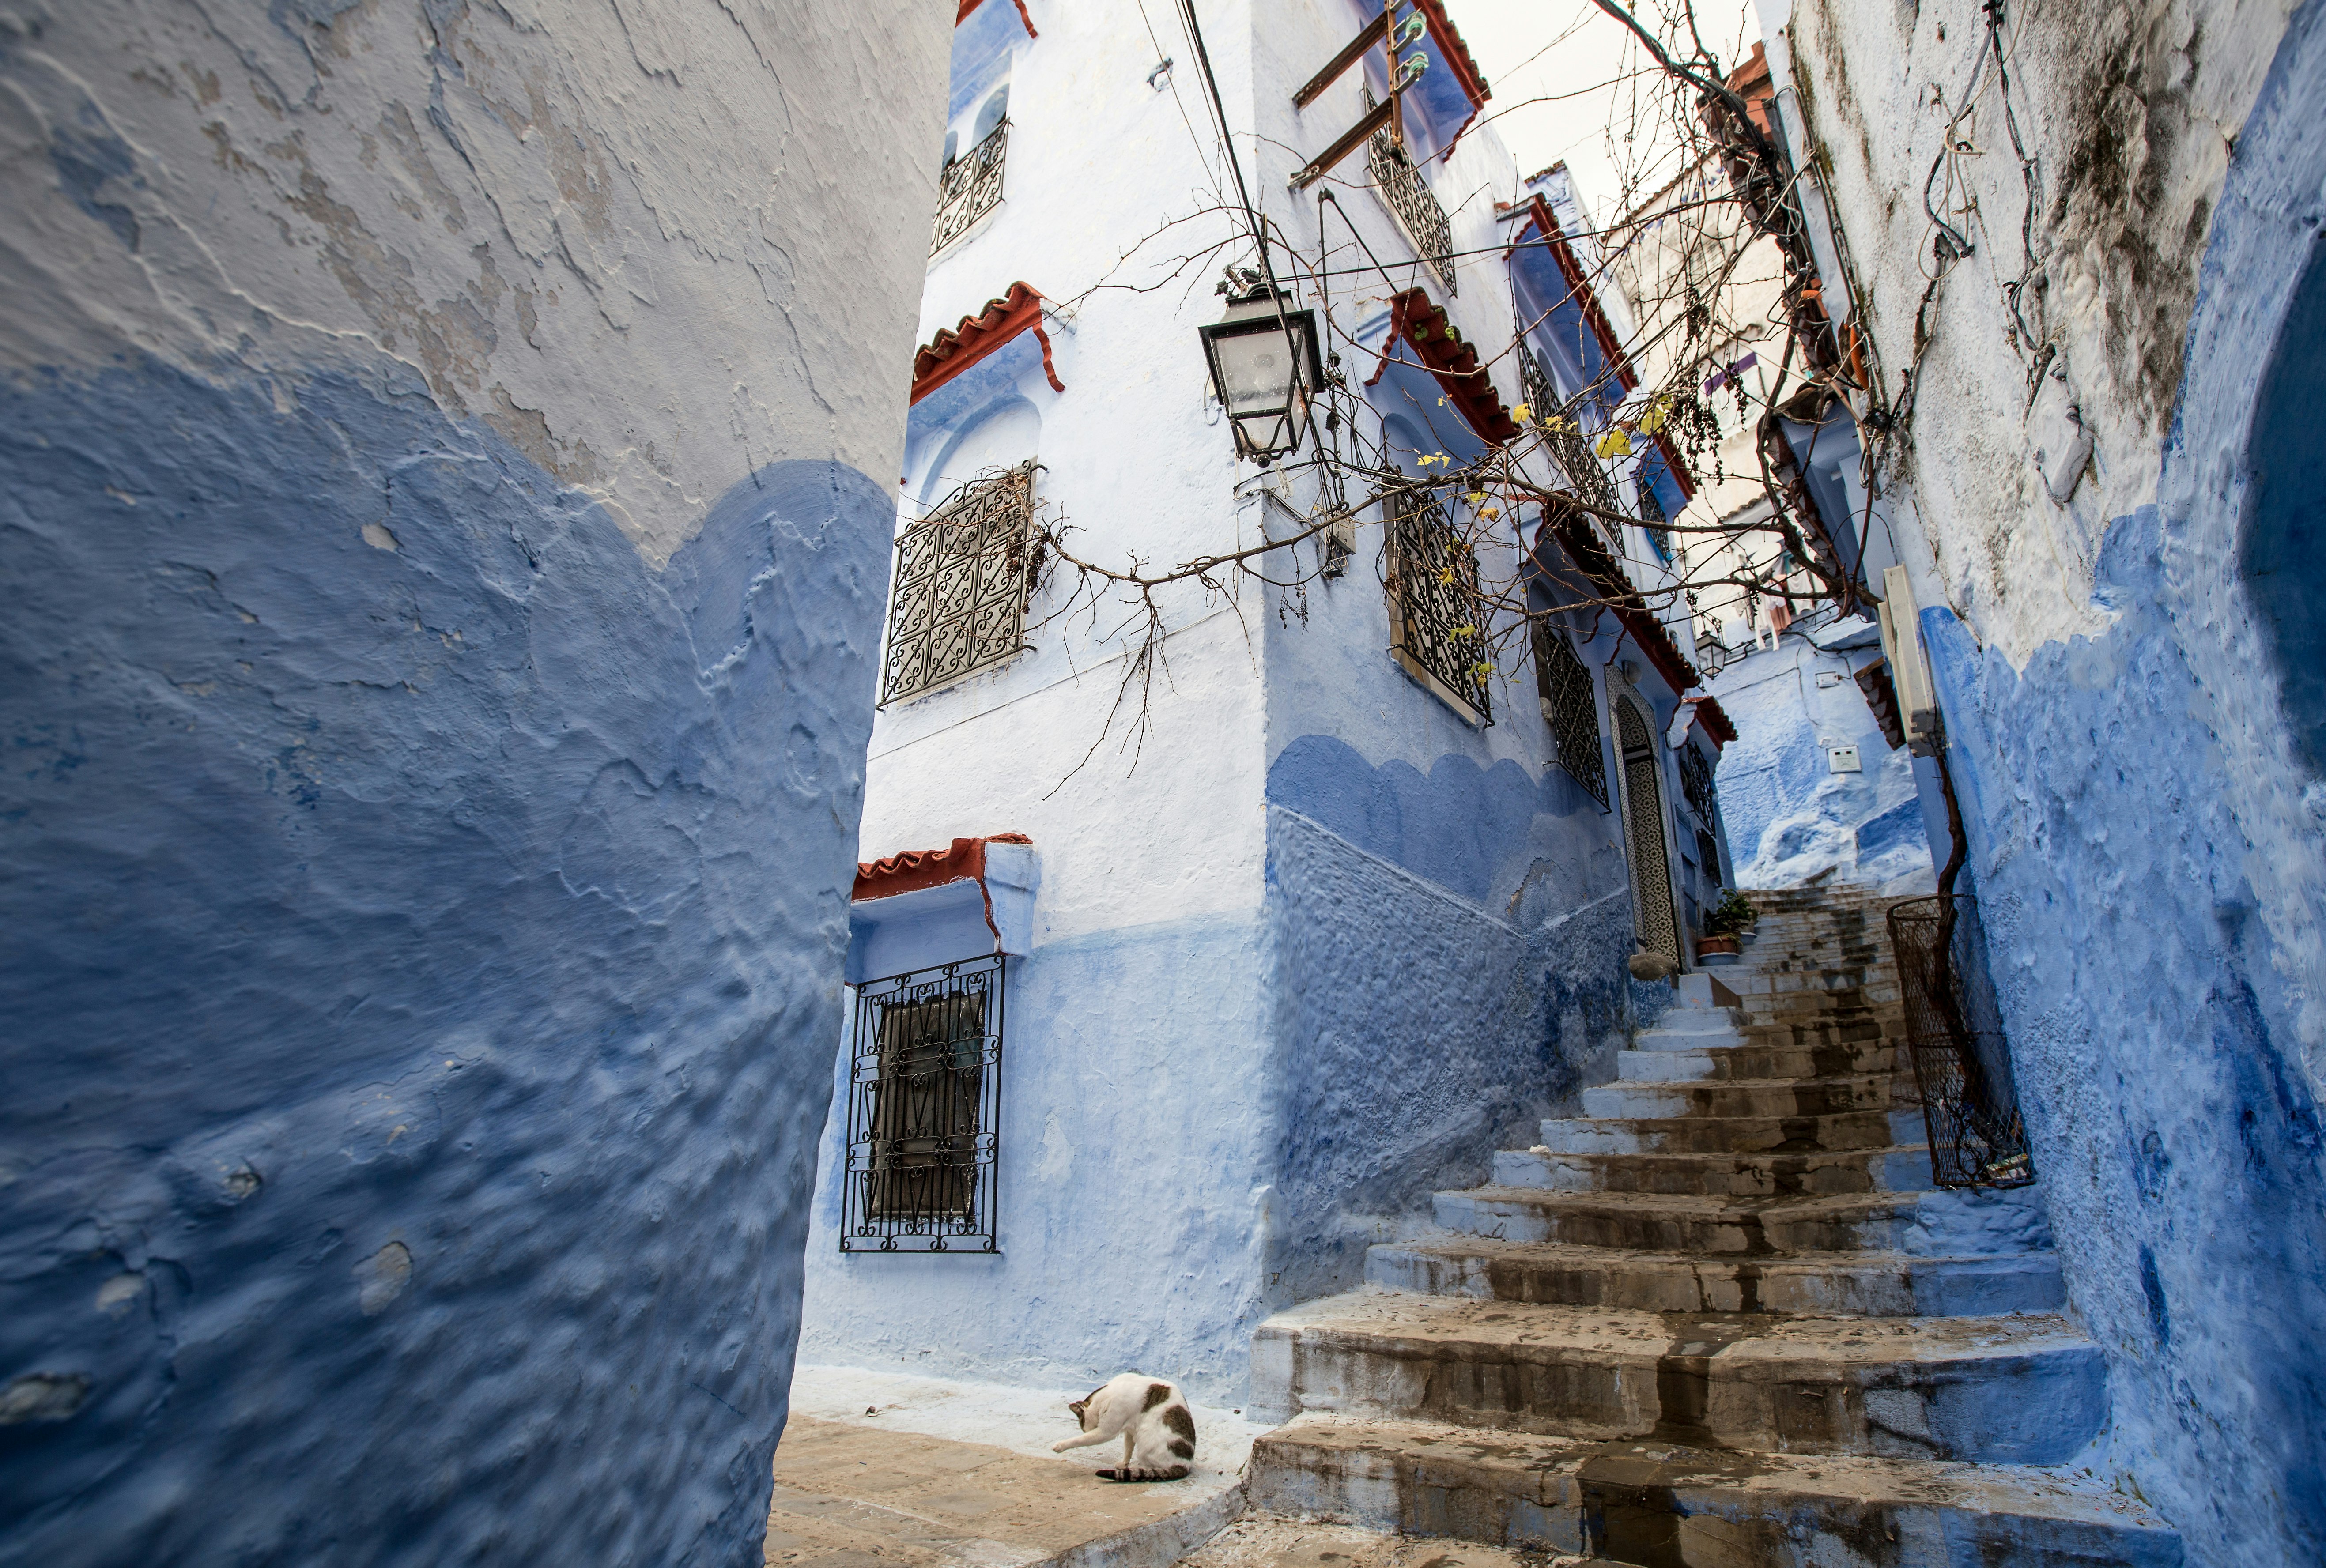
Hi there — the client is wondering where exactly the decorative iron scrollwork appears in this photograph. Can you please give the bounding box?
[841,954,1007,1253]
[1679,735,1718,827]
[880,464,1038,706]
[1388,494,1492,721]
[931,119,1008,258]
[1533,621,1609,809]
[1368,127,1457,295]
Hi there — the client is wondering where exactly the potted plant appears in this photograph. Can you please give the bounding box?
[1696,890,1756,965]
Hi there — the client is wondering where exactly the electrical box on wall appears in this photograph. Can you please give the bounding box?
[1828,744,1863,773]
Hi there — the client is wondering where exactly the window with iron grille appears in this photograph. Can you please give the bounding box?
[1365,96,1456,295]
[1679,736,1718,827]
[1540,411,1624,547]
[1635,472,1673,561]
[880,464,1038,705]
[840,954,1005,1253]
[1532,619,1608,809]
[1388,494,1492,721]
[931,119,1008,259]
[1518,342,1557,423]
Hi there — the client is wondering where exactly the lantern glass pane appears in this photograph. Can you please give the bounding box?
[1212,323,1294,417]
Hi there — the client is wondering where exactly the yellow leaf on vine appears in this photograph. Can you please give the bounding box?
[1596,429,1634,459]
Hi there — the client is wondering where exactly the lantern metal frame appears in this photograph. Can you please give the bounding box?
[1197,286,1325,465]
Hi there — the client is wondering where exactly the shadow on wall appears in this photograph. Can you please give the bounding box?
[0,357,889,1567]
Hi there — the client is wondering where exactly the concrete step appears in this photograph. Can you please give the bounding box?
[1247,1293,2107,1462]
[1538,1106,1922,1155]
[1365,1237,2067,1316]
[1244,1415,2183,1567]
[1582,1075,1896,1120]
[1617,1041,1900,1082]
[1491,1143,1933,1197]
[1431,1184,2052,1257]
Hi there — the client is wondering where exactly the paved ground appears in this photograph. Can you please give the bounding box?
[1180,1514,1588,1568]
[765,1364,1269,1568]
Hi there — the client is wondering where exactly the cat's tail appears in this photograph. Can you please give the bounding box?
[1097,1466,1190,1482]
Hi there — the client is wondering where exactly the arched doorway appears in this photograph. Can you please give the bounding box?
[1616,694,1681,965]
[2244,233,2326,774]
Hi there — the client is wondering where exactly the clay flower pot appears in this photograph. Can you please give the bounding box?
[1696,935,1741,965]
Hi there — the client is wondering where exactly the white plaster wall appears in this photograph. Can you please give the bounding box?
[1760,0,2296,663]
[0,0,944,565]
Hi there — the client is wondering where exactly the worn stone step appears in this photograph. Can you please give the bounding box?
[1538,1107,1921,1156]
[1247,1293,2107,1462]
[1365,1237,2066,1317]
[1581,1075,1897,1121]
[1431,1183,2051,1257]
[1617,1041,1899,1082]
[1491,1143,1933,1197]
[1244,1415,2183,1567]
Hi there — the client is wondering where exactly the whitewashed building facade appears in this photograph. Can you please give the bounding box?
[798,0,1738,1403]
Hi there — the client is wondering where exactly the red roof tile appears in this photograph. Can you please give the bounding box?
[1536,505,1701,695]
[955,0,1036,37]
[1513,195,1638,395]
[1368,288,1521,445]
[1688,694,1737,748]
[854,833,1032,902]
[1412,0,1489,109]
[911,282,1066,406]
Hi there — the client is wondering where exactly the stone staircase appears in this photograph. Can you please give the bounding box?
[1239,887,2183,1567]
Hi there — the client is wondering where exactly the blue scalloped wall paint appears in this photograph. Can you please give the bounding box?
[0,358,889,1566]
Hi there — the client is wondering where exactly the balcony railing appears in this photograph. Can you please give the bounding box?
[1368,131,1457,295]
[930,120,1008,259]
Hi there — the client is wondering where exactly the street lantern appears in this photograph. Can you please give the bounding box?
[1197,285,1324,465]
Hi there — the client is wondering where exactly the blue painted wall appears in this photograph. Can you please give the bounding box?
[802,911,1276,1403]
[0,359,890,1564]
[1257,520,1645,1306]
[1903,8,2326,1559]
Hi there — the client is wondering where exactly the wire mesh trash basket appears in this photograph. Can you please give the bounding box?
[1886,895,2035,1188]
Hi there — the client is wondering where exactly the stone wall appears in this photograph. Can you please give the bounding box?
[0,4,945,1562]
[1763,0,2326,1560]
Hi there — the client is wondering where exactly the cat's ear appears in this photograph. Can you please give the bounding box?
[1067,1400,1087,1421]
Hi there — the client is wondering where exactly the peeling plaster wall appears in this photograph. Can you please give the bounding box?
[1764,0,2326,1560]
[0,3,947,1563]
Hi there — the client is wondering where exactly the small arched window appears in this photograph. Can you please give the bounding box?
[973,85,1010,144]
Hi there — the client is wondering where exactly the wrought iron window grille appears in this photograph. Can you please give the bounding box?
[1532,619,1609,810]
[1678,737,1718,827]
[1538,403,1625,548]
[1518,342,1557,425]
[930,119,1008,259]
[880,463,1040,706]
[840,954,1007,1253]
[1363,94,1456,295]
[1886,896,2035,1188]
[1635,472,1674,561]
[1387,494,1492,723]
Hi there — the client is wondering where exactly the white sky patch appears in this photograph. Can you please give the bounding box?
[1443,1,1758,223]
